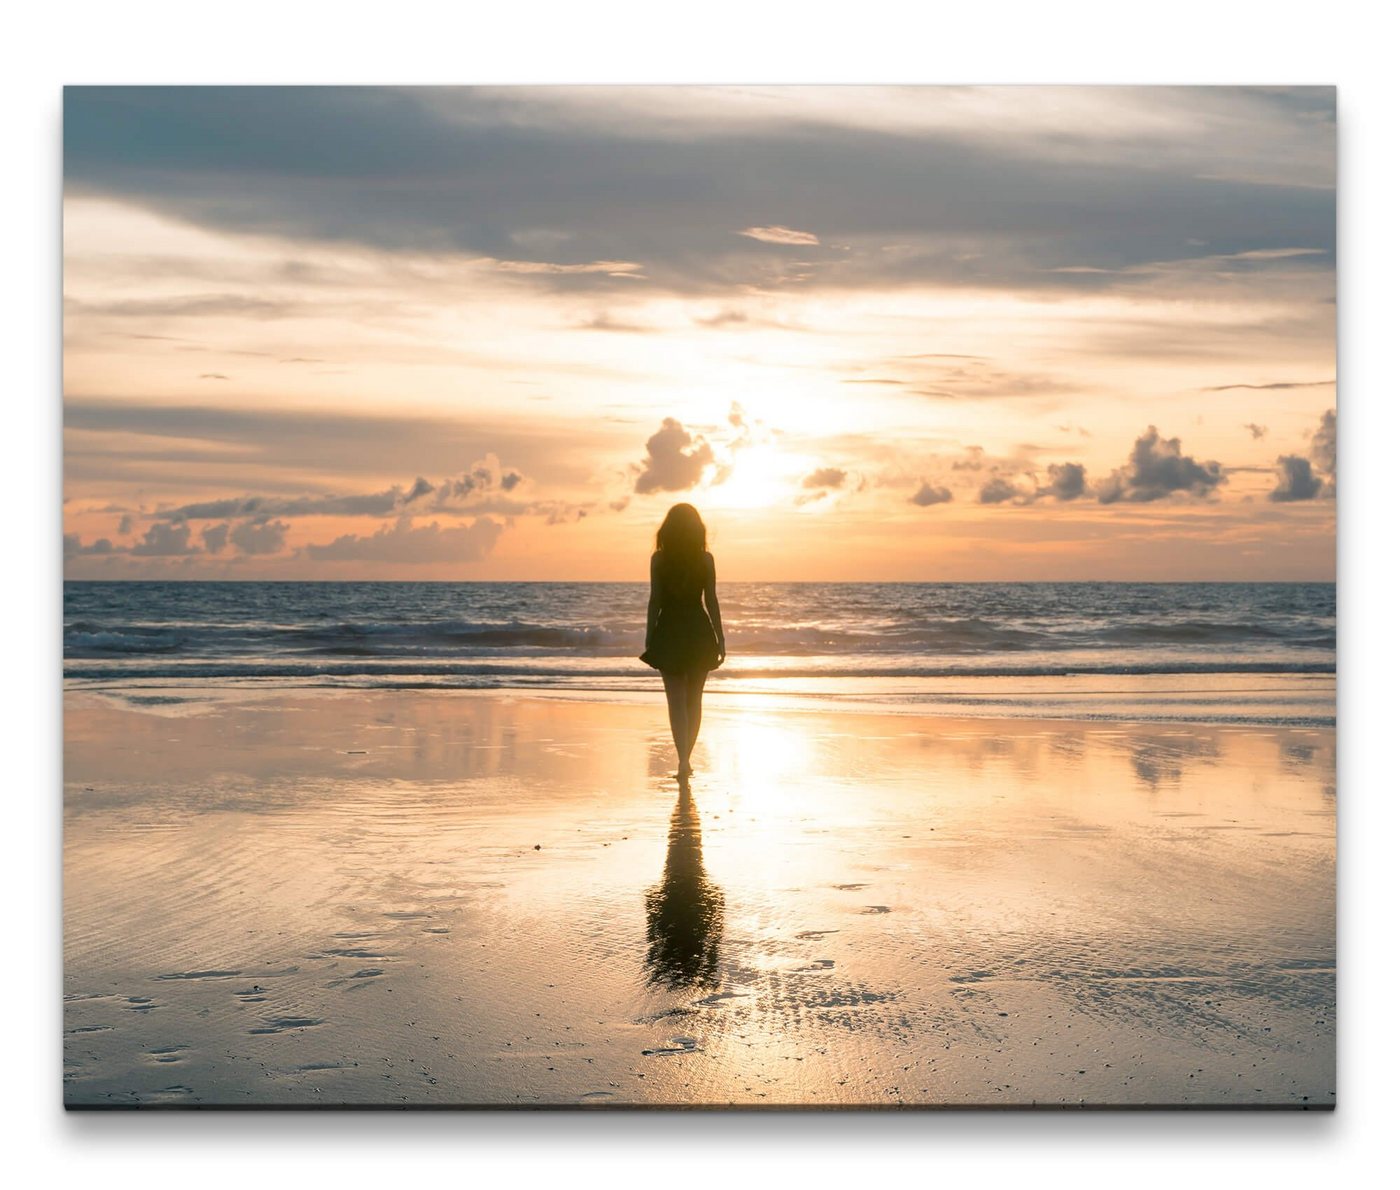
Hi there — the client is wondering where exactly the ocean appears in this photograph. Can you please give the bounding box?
[63,581,1336,726]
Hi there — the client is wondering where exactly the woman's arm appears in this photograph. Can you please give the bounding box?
[645,551,663,648]
[703,552,725,662]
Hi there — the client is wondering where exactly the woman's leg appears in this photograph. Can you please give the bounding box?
[662,671,690,774]
[683,669,708,767]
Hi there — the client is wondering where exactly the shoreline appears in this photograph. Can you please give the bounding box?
[64,668,1338,731]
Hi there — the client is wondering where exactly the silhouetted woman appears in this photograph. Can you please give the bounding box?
[639,503,725,780]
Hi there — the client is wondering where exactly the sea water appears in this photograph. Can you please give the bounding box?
[63,581,1336,725]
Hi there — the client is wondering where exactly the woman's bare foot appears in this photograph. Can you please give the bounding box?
[678,761,693,780]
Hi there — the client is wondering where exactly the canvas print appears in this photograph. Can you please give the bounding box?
[62,86,1336,1108]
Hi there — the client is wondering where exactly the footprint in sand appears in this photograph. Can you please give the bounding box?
[248,1016,324,1035]
[146,1046,188,1064]
[155,969,241,982]
[642,1037,700,1057]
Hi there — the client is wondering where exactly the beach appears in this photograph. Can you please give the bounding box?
[63,686,1335,1108]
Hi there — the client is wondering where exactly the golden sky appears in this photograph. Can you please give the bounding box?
[62,86,1336,580]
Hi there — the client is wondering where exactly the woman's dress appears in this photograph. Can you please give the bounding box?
[639,552,722,674]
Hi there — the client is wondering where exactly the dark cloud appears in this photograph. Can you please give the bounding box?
[1267,408,1335,501]
[63,87,1334,298]
[1097,427,1225,504]
[634,418,715,495]
[130,520,200,555]
[63,533,114,558]
[910,482,953,507]
[1038,462,1088,501]
[201,522,229,553]
[1245,423,1268,439]
[304,515,502,564]
[230,517,290,555]
[978,477,1021,505]
[1268,456,1323,502]
[167,488,407,519]
[116,513,133,534]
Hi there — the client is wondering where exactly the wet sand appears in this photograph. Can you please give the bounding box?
[63,688,1335,1107]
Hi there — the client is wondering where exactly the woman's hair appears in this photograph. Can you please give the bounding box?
[655,503,707,577]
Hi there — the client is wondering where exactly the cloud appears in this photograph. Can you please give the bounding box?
[634,418,715,494]
[130,519,200,555]
[304,515,503,563]
[201,522,229,553]
[116,513,133,534]
[575,312,654,332]
[1037,461,1088,501]
[166,488,410,520]
[63,87,1333,299]
[1268,455,1323,502]
[1203,379,1334,392]
[738,225,820,246]
[65,399,620,492]
[694,309,749,328]
[1311,408,1336,495]
[124,451,531,523]
[1097,427,1225,503]
[1245,423,1268,439]
[910,481,953,507]
[1265,408,1335,501]
[802,467,847,490]
[858,357,1080,403]
[494,259,643,278]
[229,517,290,555]
[67,295,293,320]
[978,476,1022,504]
[63,533,114,558]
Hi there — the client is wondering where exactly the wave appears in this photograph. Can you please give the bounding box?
[63,615,1336,659]
[65,630,185,654]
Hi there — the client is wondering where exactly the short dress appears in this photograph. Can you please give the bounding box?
[639,551,722,675]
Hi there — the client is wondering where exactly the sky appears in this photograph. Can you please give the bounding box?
[62,85,1336,581]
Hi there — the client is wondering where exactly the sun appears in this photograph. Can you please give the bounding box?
[704,443,794,511]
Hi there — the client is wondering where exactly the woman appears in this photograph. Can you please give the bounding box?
[639,503,726,781]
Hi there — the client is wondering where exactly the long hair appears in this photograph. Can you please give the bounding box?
[655,503,707,585]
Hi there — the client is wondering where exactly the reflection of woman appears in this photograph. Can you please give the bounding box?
[644,790,725,990]
[640,503,726,781]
